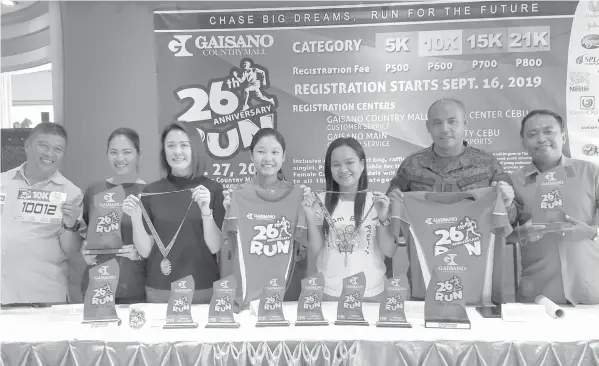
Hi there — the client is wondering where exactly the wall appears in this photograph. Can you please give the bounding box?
[55,1,161,188]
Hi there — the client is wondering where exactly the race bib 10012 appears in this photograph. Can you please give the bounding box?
[15,188,67,224]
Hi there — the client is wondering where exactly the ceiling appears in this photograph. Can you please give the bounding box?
[1,0,50,73]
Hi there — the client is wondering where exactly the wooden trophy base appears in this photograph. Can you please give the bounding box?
[163,322,199,329]
[425,320,471,329]
[205,322,240,328]
[334,320,369,326]
[255,320,290,327]
[376,321,412,328]
[82,318,122,328]
[294,320,329,326]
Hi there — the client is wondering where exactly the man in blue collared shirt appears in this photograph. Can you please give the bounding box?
[511,110,599,305]
[1,123,84,304]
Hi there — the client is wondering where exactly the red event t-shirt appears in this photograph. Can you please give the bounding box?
[224,181,306,311]
[390,187,512,305]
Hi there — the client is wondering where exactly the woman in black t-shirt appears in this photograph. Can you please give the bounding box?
[123,122,225,303]
[81,128,146,303]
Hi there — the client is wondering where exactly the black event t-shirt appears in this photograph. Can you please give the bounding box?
[141,174,225,290]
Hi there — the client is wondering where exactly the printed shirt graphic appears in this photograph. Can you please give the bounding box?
[224,182,306,310]
[316,192,386,298]
[391,187,512,305]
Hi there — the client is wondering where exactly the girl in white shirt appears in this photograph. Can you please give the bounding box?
[304,137,398,301]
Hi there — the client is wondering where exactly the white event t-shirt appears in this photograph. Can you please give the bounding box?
[316,191,386,297]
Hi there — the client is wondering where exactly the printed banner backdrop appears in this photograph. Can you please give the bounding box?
[154,1,599,192]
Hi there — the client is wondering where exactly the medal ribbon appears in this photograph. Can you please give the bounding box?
[138,189,194,262]
[313,190,375,266]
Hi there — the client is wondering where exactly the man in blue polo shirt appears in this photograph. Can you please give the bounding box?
[1,123,84,304]
[511,110,599,305]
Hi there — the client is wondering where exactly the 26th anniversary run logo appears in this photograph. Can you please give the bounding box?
[173,57,278,159]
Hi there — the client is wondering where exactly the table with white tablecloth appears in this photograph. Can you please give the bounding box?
[1,302,598,365]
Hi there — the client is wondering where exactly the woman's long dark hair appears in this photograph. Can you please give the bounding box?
[250,128,286,181]
[323,137,368,237]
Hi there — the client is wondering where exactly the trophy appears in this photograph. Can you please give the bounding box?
[295,273,328,326]
[377,276,411,328]
[164,275,198,329]
[335,272,368,326]
[206,275,239,328]
[84,186,128,254]
[82,258,121,327]
[532,166,571,231]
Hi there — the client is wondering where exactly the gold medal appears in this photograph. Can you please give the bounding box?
[139,189,194,276]
[160,258,172,275]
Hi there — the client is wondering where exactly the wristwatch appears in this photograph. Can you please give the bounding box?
[63,220,80,232]
[379,218,391,227]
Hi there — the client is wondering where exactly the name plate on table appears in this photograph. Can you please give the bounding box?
[256,277,289,327]
[206,275,239,328]
[532,167,571,230]
[15,188,67,224]
[377,276,411,328]
[295,273,328,326]
[501,303,549,322]
[84,186,127,255]
[164,275,198,329]
[335,272,368,326]
[82,259,121,327]
[425,272,470,330]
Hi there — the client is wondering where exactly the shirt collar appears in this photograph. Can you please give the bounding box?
[421,141,472,172]
[14,163,68,186]
[522,155,573,177]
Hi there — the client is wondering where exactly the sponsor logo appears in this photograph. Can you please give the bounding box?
[576,54,599,66]
[103,192,115,203]
[100,192,121,208]
[308,278,318,286]
[98,266,110,276]
[589,1,599,13]
[269,279,279,287]
[583,144,599,156]
[246,213,276,221]
[444,253,458,266]
[540,174,565,185]
[168,34,274,57]
[569,72,590,92]
[437,254,468,272]
[349,276,359,285]
[589,21,599,31]
[581,34,599,49]
[175,280,192,293]
[220,280,230,289]
[425,217,458,225]
[581,96,596,110]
